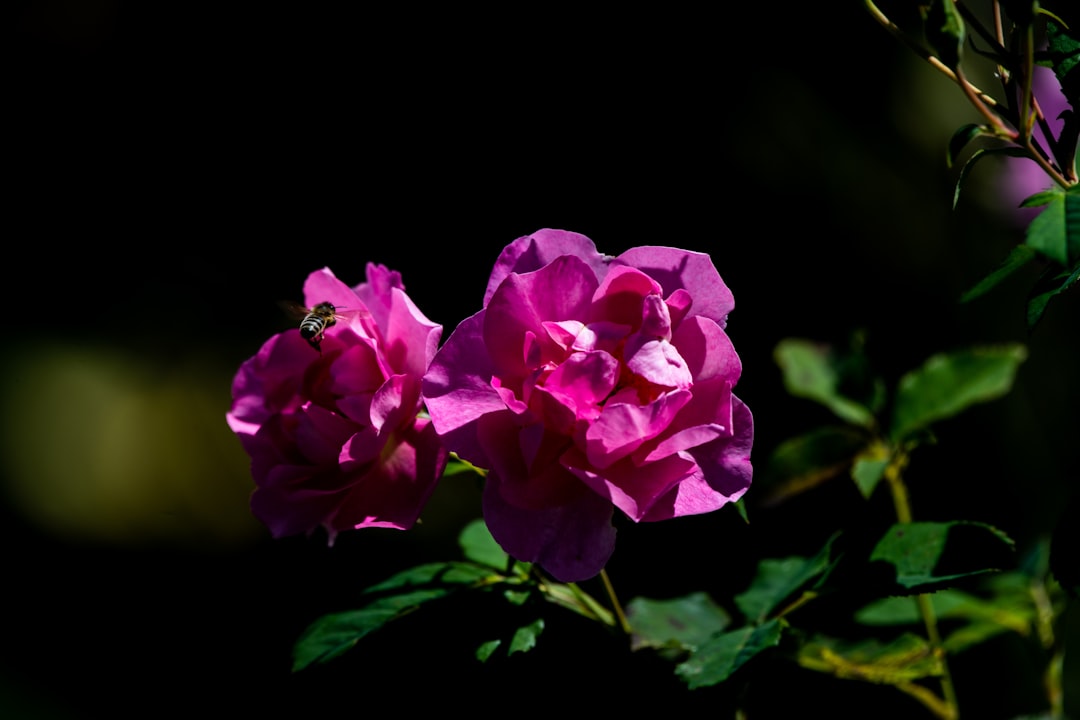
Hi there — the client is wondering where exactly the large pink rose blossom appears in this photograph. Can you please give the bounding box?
[227,264,446,542]
[422,229,754,581]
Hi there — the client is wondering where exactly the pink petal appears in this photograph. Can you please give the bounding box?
[329,418,449,532]
[293,404,355,465]
[382,286,442,379]
[584,389,692,469]
[671,315,741,383]
[613,247,734,327]
[566,447,697,521]
[539,351,619,419]
[328,341,385,397]
[689,395,754,497]
[351,262,404,333]
[484,229,612,306]
[623,337,692,390]
[483,255,598,377]
[421,311,503,467]
[572,320,631,354]
[476,412,581,508]
[591,266,661,329]
[482,464,617,583]
[302,267,364,318]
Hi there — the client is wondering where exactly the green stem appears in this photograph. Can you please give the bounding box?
[885,453,959,720]
[600,568,632,635]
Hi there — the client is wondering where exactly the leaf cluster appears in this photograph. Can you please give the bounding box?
[868,0,1079,329]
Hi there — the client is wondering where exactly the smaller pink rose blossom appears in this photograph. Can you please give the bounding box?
[227,264,446,543]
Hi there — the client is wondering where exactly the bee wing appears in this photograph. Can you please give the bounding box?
[278,300,312,321]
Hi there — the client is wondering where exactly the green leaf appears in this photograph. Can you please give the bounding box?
[675,619,783,689]
[1024,188,1079,265]
[922,0,965,69]
[850,442,891,499]
[735,535,839,623]
[475,639,501,662]
[889,345,1027,442]
[1026,261,1080,330]
[761,425,872,504]
[291,588,450,671]
[851,457,889,500]
[856,588,1032,632]
[952,146,1030,210]
[508,618,544,655]
[774,339,876,427]
[626,592,732,652]
[959,244,1038,303]
[869,521,1015,590]
[797,633,944,684]
[1046,19,1080,107]
[1020,189,1060,208]
[458,518,515,570]
[441,454,486,478]
[362,561,496,594]
[475,618,545,662]
[946,123,988,169]
[855,580,1042,653]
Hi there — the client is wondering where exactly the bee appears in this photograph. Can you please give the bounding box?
[281,301,344,352]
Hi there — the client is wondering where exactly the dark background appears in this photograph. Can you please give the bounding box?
[4,2,1077,717]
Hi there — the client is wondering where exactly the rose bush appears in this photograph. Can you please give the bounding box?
[422,229,754,581]
[227,264,446,542]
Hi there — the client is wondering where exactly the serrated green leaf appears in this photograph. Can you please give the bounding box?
[797,633,944,684]
[774,339,876,427]
[959,244,1037,303]
[626,592,731,652]
[941,622,1014,652]
[363,561,496,594]
[889,345,1027,442]
[291,588,449,672]
[1047,19,1080,98]
[1020,189,1060,208]
[458,518,517,570]
[508,618,544,655]
[503,588,531,606]
[736,535,839,623]
[1026,262,1080,330]
[870,521,1015,589]
[856,588,1033,634]
[675,619,783,689]
[922,0,965,69]
[1025,188,1078,265]
[475,639,501,662]
[761,426,872,504]
[851,454,890,499]
[292,607,401,671]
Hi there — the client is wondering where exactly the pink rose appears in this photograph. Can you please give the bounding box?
[422,229,753,581]
[227,264,446,542]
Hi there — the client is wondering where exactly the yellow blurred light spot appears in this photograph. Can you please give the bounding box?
[0,344,262,548]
